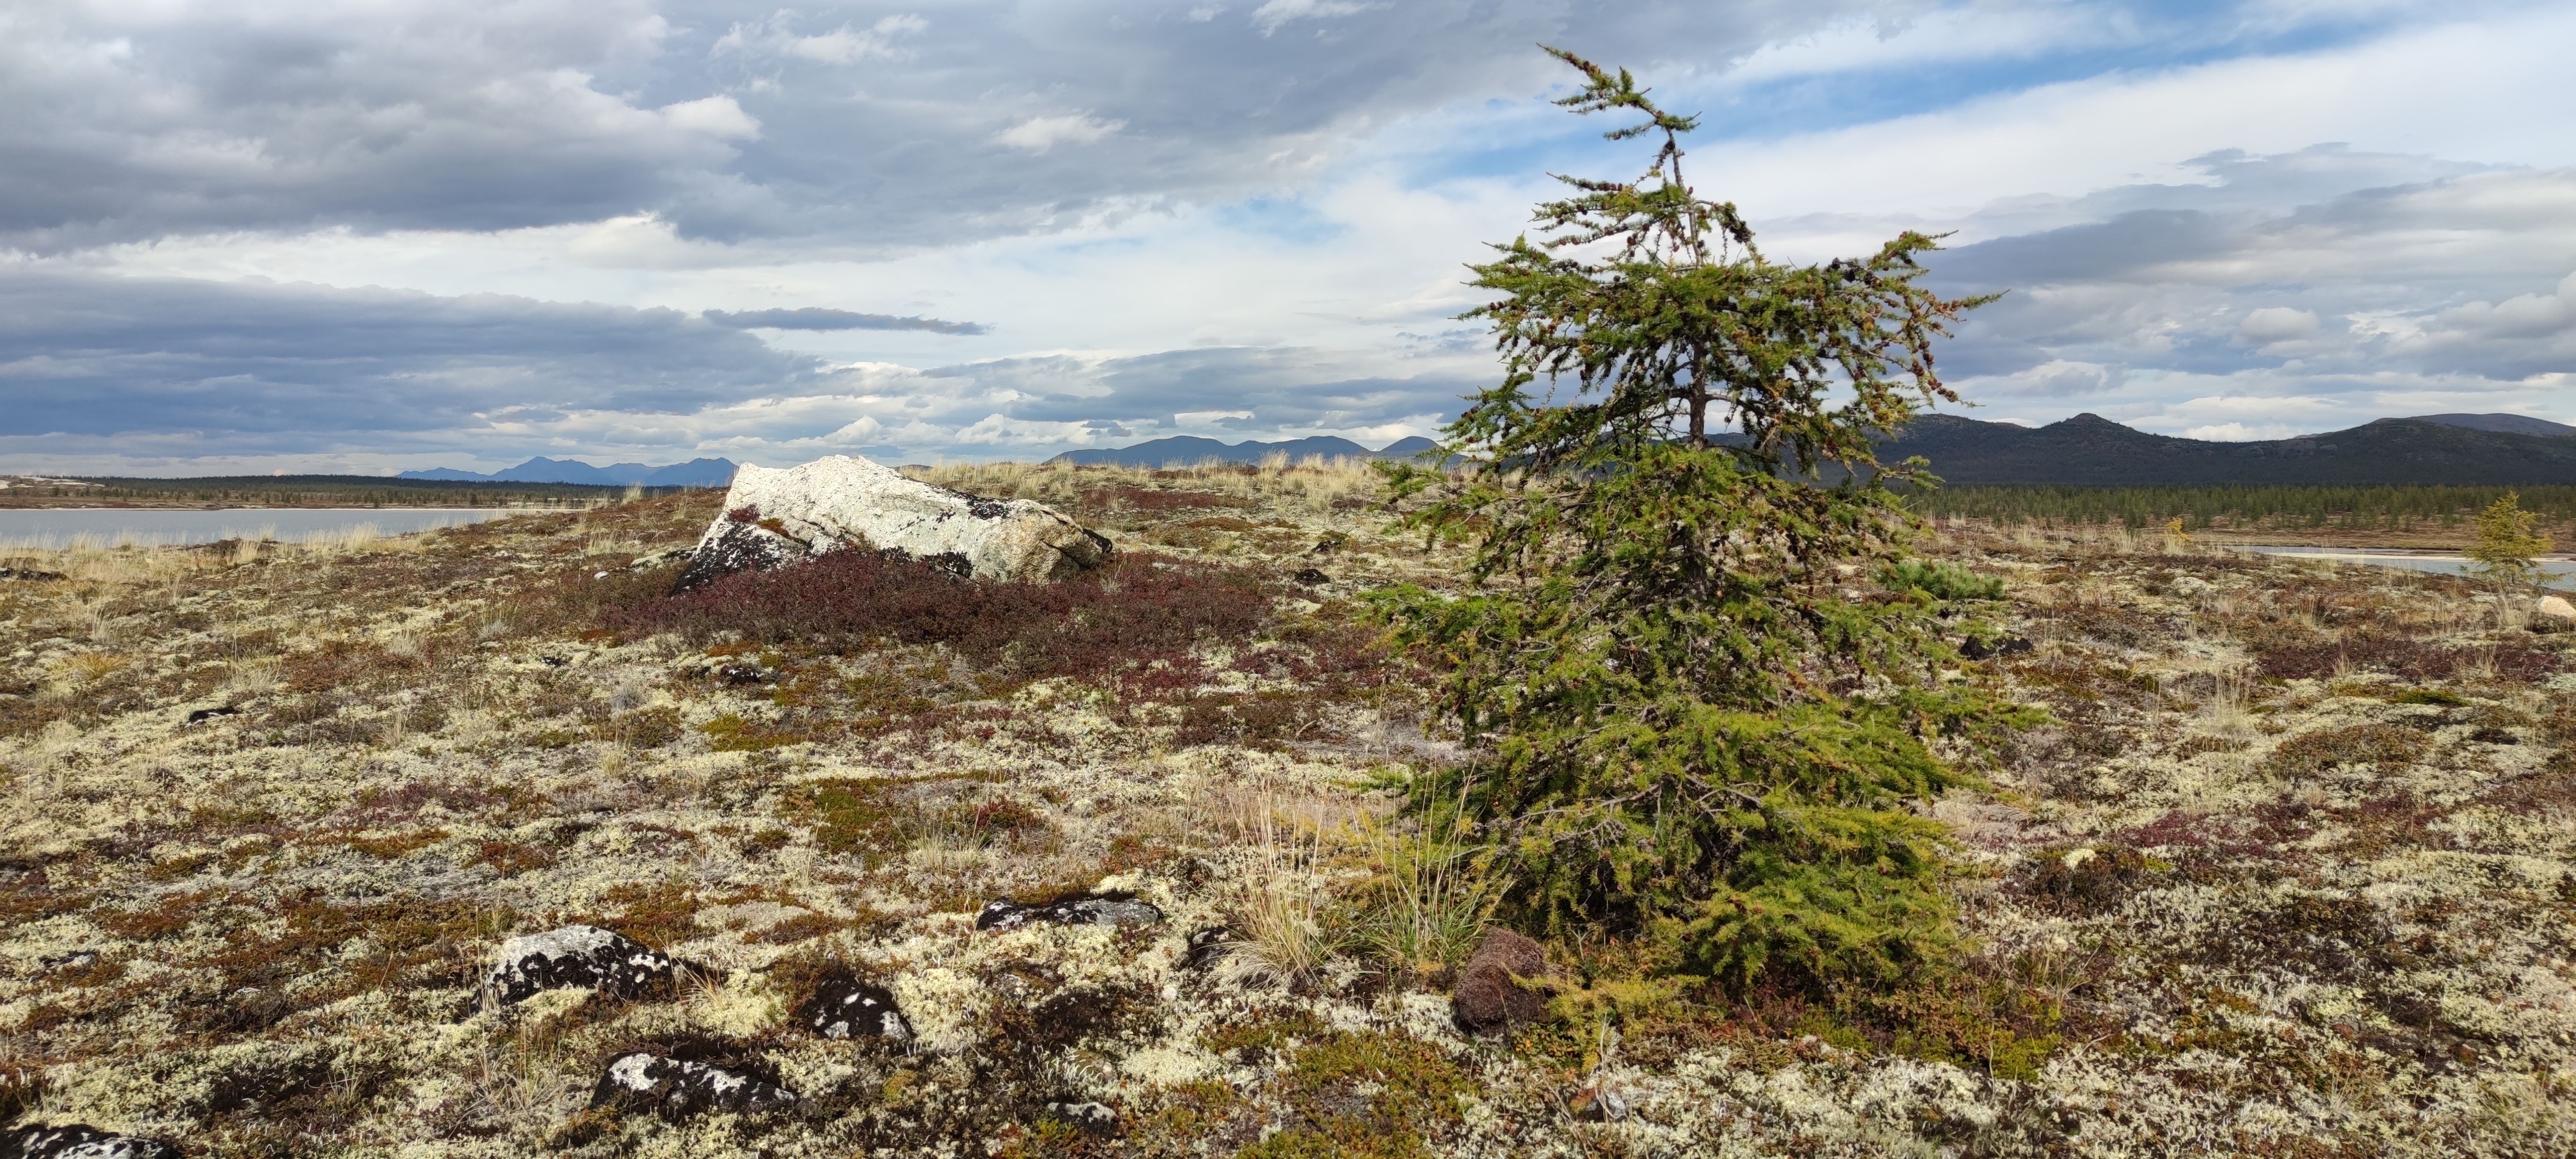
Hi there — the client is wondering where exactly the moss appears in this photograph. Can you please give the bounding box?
[1236,1031,1473,1159]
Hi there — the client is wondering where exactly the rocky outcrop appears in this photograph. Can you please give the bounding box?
[795,967,913,1041]
[479,925,677,1007]
[673,455,1110,591]
[1450,928,1557,1036]
[974,891,1164,932]
[588,1053,796,1120]
[2,1124,181,1159]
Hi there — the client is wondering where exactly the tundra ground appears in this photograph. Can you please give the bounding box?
[2,461,2572,1158]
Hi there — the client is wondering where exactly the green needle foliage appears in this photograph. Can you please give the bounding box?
[1372,50,2030,996]
[2468,491,2552,587]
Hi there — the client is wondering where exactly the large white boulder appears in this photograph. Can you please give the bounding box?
[673,455,1110,590]
[2539,594,2576,621]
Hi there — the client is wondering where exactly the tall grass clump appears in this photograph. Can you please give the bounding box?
[1373,51,2029,996]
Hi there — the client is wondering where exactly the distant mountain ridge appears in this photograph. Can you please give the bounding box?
[1045,435,1441,467]
[400,457,737,486]
[1880,414,2576,486]
[2406,412,2576,438]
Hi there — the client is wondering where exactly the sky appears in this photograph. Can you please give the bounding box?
[3,0,2572,475]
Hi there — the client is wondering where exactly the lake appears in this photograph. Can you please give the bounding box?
[2237,545,2576,589]
[0,507,522,548]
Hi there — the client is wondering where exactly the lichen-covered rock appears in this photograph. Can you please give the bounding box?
[974,891,1164,932]
[672,455,1110,591]
[1450,928,1556,1036]
[478,925,676,1007]
[2539,594,2575,621]
[794,967,912,1041]
[2,1124,181,1159]
[588,1052,797,1120]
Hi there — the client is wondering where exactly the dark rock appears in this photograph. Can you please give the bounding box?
[1450,928,1556,1036]
[38,950,97,972]
[478,925,676,1007]
[1308,536,1343,555]
[974,891,1163,933]
[1182,925,1234,969]
[183,706,239,725]
[716,663,777,685]
[1044,1100,1119,1136]
[1292,568,1330,585]
[588,1052,795,1121]
[674,518,805,592]
[1962,635,2034,660]
[2,1124,181,1159]
[794,967,912,1042]
[0,568,66,582]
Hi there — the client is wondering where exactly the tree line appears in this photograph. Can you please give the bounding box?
[1909,483,2576,532]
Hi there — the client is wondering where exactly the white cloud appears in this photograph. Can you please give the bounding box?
[660,95,761,140]
[1250,0,1372,36]
[993,114,1126,153]
[713,13,927,64]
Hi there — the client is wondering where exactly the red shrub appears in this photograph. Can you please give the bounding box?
[605,551,1273,682]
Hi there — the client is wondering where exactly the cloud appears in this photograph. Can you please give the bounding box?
[660,95,761,140]
[703,308,987,334]
[0,0,1902,251]
[993,115,1126,154]
[713,14,930,64]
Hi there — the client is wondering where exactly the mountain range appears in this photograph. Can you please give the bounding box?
[1877,412,2576,486]
[398,457,737,486]
[1044,435,1443,467]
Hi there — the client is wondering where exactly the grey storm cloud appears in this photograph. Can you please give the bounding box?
[703,308,987,334]
[0,0,1880,251]
[0,268,823,438]
[1923,154,2576,389]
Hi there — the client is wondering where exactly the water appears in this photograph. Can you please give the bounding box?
[0,507,522,549]
[2237,545,2576,590]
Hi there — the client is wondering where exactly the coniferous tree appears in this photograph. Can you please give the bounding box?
[1375,50,2026,993]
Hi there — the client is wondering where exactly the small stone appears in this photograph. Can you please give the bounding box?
[794,967,913,1042]
[1182,925,1234,969]
[974,891,1164,933]
[1569,1085,1629,1122]
[1450,928,1556,1036]
[1961,635,2034,660]
[0,1123,182,1159]
[2538,595,2575,621]
[1044,1100,1119,1136]
[478,925,677,1007]
[588,1052,796,1121]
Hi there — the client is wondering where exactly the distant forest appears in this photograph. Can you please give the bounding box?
[1914,483,2576,534]
[1,475,674,509]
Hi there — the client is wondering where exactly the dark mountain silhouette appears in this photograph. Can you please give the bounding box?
[1046,435,1441,467]
[2405,413,2576,438]
[1878,414,2576,486]
[399,457,737,486]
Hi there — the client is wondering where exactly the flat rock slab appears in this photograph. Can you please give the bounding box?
[975,892,1164,933]
[1451,928,1556,1036]
[479,925,676,1007]
[589,1052,797,1121]
[2,1124,182,1159]
[795,967,913,1041]
[674,455,1110,590]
